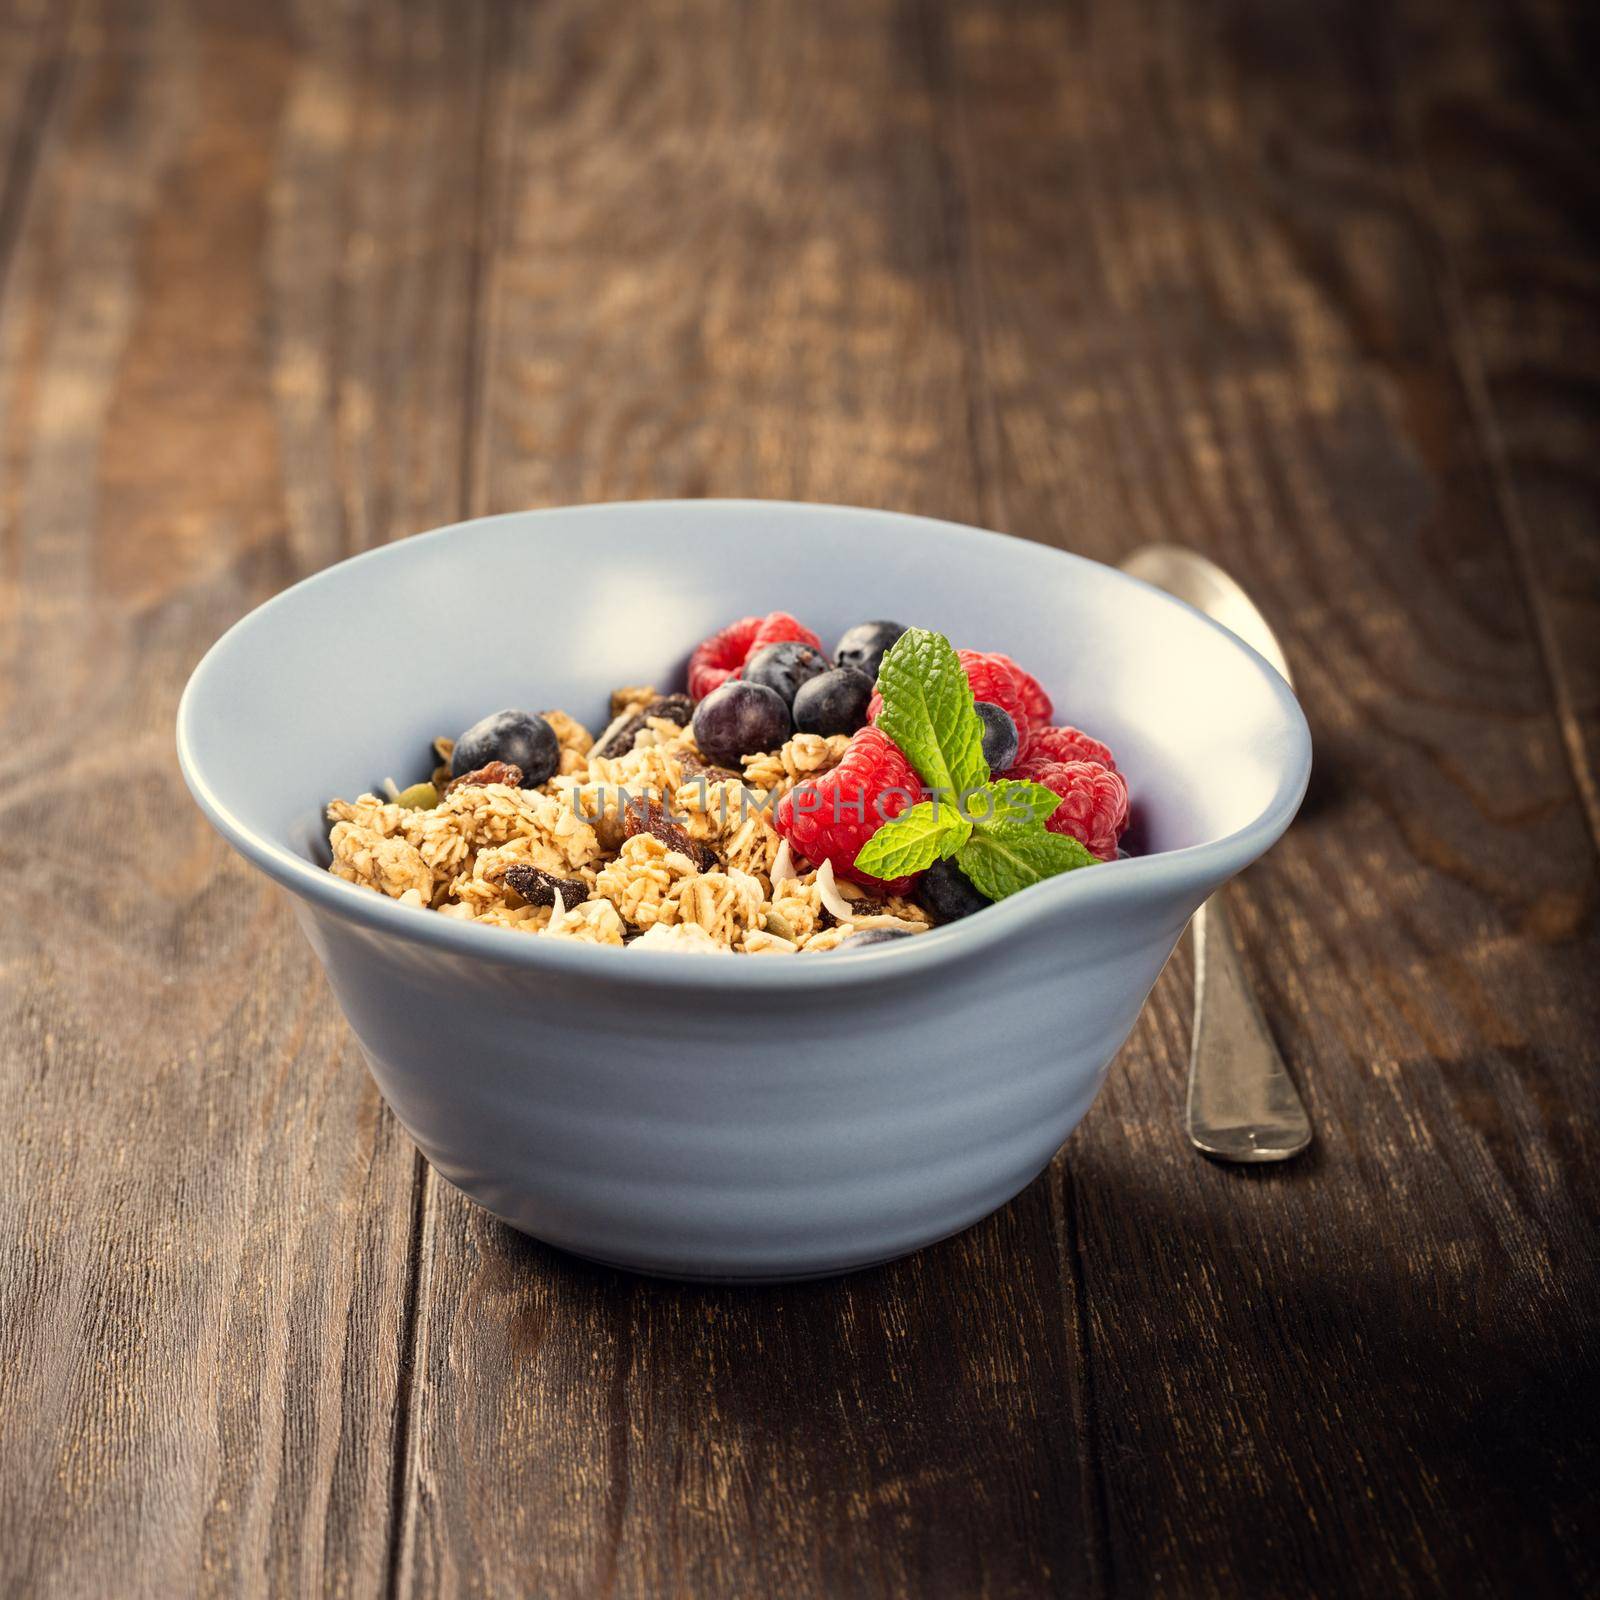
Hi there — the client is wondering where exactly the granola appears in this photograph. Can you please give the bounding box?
[321,614,1129,951]
[324,697,938,953]
[740,733,850,795]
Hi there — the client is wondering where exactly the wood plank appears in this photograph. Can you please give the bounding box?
[0,2,487,1593]
[1387,0,1600,846]
[948,0,1600,1593]
[3,1,1592,1595]
[463,0,981,519]
[392,3,1101,1596]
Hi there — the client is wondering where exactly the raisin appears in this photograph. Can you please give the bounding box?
[590,691,696,763]
[591,711,646,760]
[678,750,742,786]
[444,760,524,794]
[502,864,588,908]
[644,693,693,726]
[622,796,722,873]
[842,892,889,918]
[593,693,695,760]
[816,891,887,932]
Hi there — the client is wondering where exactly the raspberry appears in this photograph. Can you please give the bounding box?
[1011,664,1054,729]
[866,647,1042,735]
[775,726,924,894]
[688,612,823,701]
[688,615,762,701]
[744,611,822,661]
[962,649,1059,733]
[1005,756,1128,860]
[955,651,1031,733]
[1022,723,1117,772]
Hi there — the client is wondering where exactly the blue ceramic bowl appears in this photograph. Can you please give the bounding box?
[178,501,1310,1280]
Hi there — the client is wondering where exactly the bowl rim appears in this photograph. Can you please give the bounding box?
[176,498,1312,990]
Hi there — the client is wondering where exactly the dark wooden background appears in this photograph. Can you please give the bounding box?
[1,0,1597,1595]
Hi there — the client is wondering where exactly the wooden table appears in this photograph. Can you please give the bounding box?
[2,1,1596,1594]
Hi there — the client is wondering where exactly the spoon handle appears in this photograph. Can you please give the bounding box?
[1186,894,1311,1162]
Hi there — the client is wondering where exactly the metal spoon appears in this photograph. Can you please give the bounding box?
[1118,545,1312,1162]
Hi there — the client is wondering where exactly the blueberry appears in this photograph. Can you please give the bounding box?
[452,709,560,788]
[833,620,908,683]
[974,701,1019,773]
[918,857,990,922]
[836,927,918,949]
[792,665,874,737]
[691,680,792,766]
[743,640,829,707]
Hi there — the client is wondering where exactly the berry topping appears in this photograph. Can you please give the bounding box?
[918,856,990,922]
[327,597,1120,952]
[451,710,559,788]
[851,627,1100,902]
[833,620,908,683]
[792,665,874,736]
[746,611,823,661]
[1022,723,1117,771]
[866,646,1044,736]
[691,679,792,767]
[1004,756,1129,860]
[973,701,1019,773]
[688,615,760,701]
[955,650,1036,734]
[743,640,829,707]
[687,612,822,700]
[955,651,1053,729]
[1010,663,1054,729]
[776,725,923,894]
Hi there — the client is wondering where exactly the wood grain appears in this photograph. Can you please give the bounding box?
[463,0,983,520]
[1388,0,1600,844]
[0,2,484,1594]
[949,0,1600,1592]
[394,4,1097,1596]
[0,0,1595,1596]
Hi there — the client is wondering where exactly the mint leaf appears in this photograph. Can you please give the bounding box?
[962,779,1062,828]
[866,627,1101,906]
[875,628,988,800]
[958,821,1099,902]
[854,801,971,880]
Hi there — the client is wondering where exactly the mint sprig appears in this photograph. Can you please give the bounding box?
[852,799,971,880]
[959,821,1098,900]
[874,628,987,801]
[963,778,1062,828]
[853,630,1101,902]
